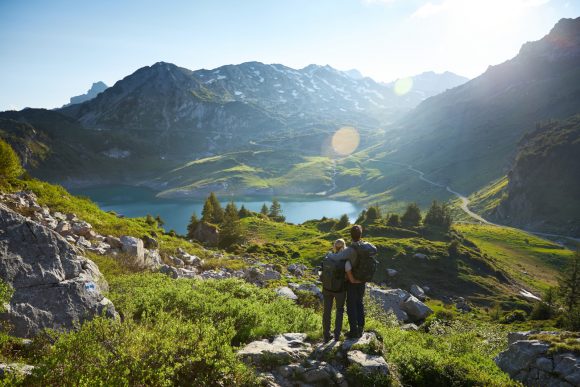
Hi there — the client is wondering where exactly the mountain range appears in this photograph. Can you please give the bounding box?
[1,17,579,236]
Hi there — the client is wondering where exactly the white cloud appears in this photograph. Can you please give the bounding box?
[361,0,398,5]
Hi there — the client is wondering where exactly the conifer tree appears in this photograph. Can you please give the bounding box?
[424,200,452,230]
[558,250,580,312]
[155,215,165,228]
[401,203,422,227]
[201,197,215,223]
[260,203,269,216]
[335,214,350,230]
[365,205,381,223]
[187,213,200,240]
[238,205,252,218]
[208,192,224,223]
[386,214,401,227]
[220,201,243,247]
[269,199,282,218]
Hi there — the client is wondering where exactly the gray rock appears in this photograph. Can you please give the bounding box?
[276,287,298,300]
[401,295,433,321]
[159,264,179,279]
[0,363,35,377]
[297,283,323,301]
[105,235,122,249]
[401,323,419,331]
[120,236,145,261]
[386,268,398,277]
[410,284,426,301]
[143,236,158,249]
[496,340,550,376]
[342,331,381,352]
[264,268,282,281]
[288,263,307,277]
[76,236,92,249]
[347,350,389,376]
[368,287,409,321]
[55,221,72,236]
[71,221,94,238]
[238,333,312,366]
[302,365,332,383]
[413,253,428,259]
[144,249,162,268]
[0,204,117,338]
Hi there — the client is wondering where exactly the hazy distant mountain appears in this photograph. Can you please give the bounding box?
[375,17,580,194]
[384,71,469,103]
[63,81,108,107]
[344,69,364,80]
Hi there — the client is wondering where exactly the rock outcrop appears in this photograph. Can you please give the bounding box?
[0,203,117,338]
[495,331,580,386]
[238,331,392,386]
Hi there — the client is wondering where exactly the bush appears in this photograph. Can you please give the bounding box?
[32,314,255,386]
[501,309,527,324]
[0,139,23,183]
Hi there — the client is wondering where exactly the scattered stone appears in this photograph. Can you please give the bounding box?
[401,323,419,331]
[144,249,162,268]
[342,332,381,352]
[288,263,307,277]
[76,236,93,249]
[276,287,298,300]
[0,363,35,378]
[142,235,158,249]
[264,268,281,281]
[72,221,94,238]
[455,297,472,313]
[159,264,179,279]
[413,253,428,259]
[296,283,323,301]
[386,268,398,277]
[410,284,426,301]
[369,286,433,322]
[105,235,122,249]
[401,295,433,321]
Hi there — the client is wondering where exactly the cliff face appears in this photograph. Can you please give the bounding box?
[492,115,580,237]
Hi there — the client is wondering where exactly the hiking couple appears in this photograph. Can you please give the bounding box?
[321,225,377,343]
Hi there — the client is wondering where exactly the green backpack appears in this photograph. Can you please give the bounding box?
[351,241,378,282]
[321,255,346,292]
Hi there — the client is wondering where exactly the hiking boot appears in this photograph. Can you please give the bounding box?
[345,331,359,339]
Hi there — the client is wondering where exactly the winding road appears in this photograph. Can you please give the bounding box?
[368,158,579,243]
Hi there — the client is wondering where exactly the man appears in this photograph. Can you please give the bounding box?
[326,225,377,339]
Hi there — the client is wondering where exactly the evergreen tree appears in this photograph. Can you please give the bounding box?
[401,203,422,227]
[365,205,382,224]
[208,192,224,223]
[269,199,282,218]
[260,203,269,216]
[155,215,165,228]
[355,209,367,224]
[186,213,200,240]
[268,199,285,222]
[558,250,580,312]
[386,214,401,227]
[238,205,252,218]
[424,200,453,230]
[145,214,156,226]
[0,139,23,181]
[201,197,215,223]
[335,214,350,230]
[220,201,243,247]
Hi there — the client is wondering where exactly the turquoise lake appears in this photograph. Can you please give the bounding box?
[72,186,363,234]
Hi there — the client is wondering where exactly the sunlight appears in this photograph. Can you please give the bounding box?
[394,76,413,96]
[331,126,360,156]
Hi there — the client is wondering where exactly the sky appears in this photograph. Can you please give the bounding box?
[0,0,578,111]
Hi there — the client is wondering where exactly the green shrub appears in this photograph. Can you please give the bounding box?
[32,314,256,386]
[501,309,527,324]
[0,139,23,183]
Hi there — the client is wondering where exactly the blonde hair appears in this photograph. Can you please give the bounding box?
[333,238,346,253]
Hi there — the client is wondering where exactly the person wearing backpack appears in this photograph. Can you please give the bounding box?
[321,238,347,343]
[343,225,378,338]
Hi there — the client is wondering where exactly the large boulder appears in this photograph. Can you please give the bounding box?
[495,331,580,386]
[347,350,390,376]
[0,204,117,338]
[368,286,433,322]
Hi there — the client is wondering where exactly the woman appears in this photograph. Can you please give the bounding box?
[321,238,347,343]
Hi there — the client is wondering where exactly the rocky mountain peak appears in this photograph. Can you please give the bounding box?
[518,17,580,60]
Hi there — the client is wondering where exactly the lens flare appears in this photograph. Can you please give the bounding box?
[394,77,413,96]
[331,126,360,156]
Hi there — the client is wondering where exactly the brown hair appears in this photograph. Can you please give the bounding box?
[350,225,363,241]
